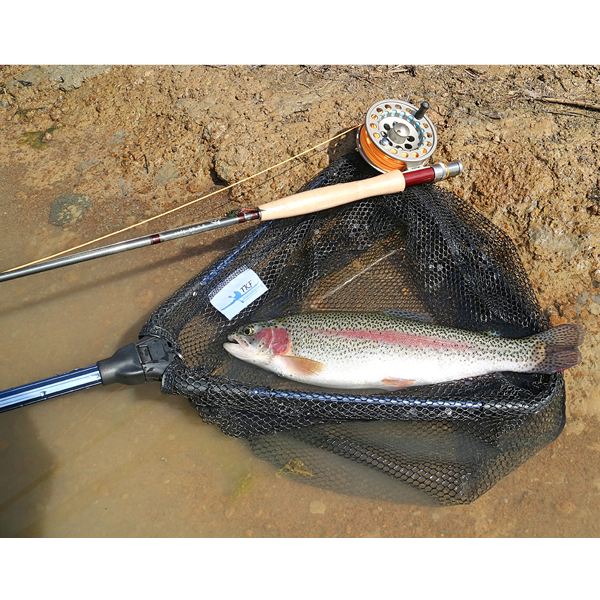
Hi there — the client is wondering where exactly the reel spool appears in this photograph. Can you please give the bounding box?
[357,98,438,173]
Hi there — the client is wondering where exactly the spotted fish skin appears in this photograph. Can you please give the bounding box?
[223,312,584,390]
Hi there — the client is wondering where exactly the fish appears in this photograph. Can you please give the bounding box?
[223,312,585,390]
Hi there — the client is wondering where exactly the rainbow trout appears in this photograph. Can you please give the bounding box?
[223,312,584,390]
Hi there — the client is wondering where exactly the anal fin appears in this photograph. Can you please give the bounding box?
[381,377,417,389]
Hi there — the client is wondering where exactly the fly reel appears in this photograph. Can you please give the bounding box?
[357,98,438,173]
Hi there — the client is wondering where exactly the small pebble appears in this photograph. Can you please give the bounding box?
[577,292,590,305]
[555,501,576,515]
[76,158,100,172]
[49,194,93,226]
[309,500,326,515]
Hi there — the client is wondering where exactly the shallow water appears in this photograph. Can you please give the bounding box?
[0,202,277,536]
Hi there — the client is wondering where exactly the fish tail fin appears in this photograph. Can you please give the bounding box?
[530,324,585,374]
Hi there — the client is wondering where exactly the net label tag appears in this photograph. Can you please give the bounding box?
[209,269,268,319]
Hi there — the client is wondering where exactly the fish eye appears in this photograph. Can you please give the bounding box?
[242,326,255,336]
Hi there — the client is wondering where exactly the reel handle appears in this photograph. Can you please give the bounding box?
[258,169,406,220]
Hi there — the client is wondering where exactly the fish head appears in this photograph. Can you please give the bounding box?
[223,321,291,368]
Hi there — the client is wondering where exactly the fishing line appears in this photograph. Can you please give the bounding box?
[4,125,361,274]
[51,385,126,446]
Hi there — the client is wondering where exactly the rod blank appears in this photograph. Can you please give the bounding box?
[0,215,253,282]
[0,161,462,283]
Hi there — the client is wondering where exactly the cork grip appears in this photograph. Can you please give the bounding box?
[257,169,406,220]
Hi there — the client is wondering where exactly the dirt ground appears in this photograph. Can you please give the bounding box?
[0,65,599,538]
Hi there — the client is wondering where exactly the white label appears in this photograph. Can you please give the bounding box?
[209,269,268,320]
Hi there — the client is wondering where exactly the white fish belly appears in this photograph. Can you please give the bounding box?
[281,350,520,389]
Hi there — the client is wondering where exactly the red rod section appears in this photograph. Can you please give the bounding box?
[237,209,261,223]
[402,166,435,187]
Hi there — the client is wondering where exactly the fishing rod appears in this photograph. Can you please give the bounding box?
[0,161,461,282]
[0,97,464,413]
[0,99,461,283]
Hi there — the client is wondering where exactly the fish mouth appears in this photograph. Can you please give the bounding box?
[223,341,245,359]
[224,332,272,366]
[227,333,250,347]
[224,333,253,360]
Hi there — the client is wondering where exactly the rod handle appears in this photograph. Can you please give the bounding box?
[258,169,406,220]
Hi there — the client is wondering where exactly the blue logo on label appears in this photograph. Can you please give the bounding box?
[221,281,255,310]
[210,269,269,319]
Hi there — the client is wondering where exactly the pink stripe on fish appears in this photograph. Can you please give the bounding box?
[315,328,475,351]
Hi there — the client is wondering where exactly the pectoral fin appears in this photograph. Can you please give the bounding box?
[275,355,326,377]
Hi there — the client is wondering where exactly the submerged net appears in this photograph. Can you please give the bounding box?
[140,152,564,506]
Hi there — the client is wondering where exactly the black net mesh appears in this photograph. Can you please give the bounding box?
[141,152,565,506]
